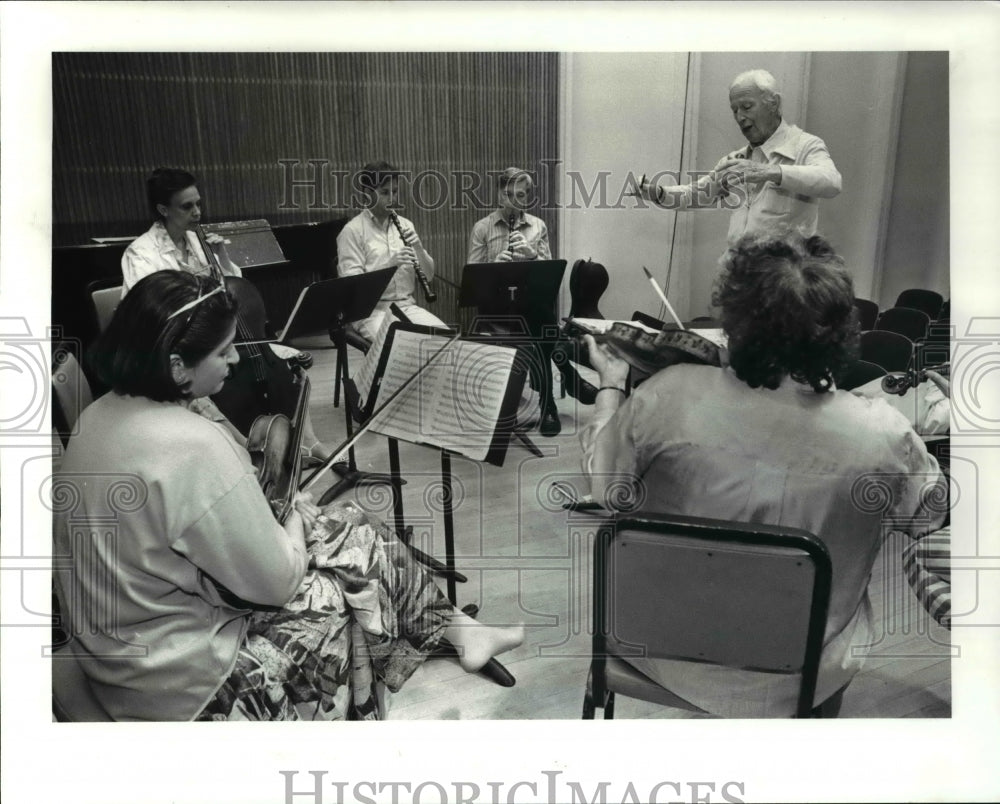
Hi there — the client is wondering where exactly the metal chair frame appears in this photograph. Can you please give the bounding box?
[584,512,833,719]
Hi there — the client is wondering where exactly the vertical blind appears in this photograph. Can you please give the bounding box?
[53,52,560,326]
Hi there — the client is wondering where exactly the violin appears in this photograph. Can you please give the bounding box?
[196,226,303,435]
[566,318,722,377]
[246,375,311,524]
[881,363,950,396]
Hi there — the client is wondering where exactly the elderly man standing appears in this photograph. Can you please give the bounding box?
[641,69,842,239]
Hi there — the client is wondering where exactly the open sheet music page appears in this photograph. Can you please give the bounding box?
[353,314,396,408]
[367,330,517,462]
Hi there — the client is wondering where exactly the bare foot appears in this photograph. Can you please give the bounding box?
[457,624,525,674]
[444,612,525,673]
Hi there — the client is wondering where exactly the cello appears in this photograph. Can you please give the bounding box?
[196,226,305,435]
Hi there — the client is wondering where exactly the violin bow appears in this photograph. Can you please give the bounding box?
[298,331,462,495]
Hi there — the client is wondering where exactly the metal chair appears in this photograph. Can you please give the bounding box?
[583,513,833,719]
[87,277,123,334]
[895,288,944,320]
[837,359,887,391]
[860,329,914,373]
[52,345,94,448]
[852,298,879,331]
[875,306,930,343]
[333,329,371,408]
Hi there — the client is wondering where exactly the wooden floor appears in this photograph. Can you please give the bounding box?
[301,340,952,720]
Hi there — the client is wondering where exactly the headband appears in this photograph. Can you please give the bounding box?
[166,285,224,321]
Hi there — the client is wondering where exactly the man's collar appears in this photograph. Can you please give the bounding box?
[756,119,797,160]
[493,208,524,228]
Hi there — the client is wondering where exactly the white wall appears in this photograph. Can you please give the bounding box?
[558,52,690,322]
[559,53,949,321]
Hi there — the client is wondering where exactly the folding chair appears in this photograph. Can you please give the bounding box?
[860,329,913,373]
[895,288,944,320]
[852,298,879,331]
[875,306,930,343]
[52,345,94,448]
[87,277,123,334]
[583,513,833,719]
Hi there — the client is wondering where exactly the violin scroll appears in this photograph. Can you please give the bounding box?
[881,363,950,396]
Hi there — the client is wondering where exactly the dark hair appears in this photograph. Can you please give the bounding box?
[712,232,859,393]
[146,167,198,220]
[356,160,401,193]
[91,272,239,402]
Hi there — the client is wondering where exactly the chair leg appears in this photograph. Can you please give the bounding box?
[604,691,616,719]
[582,693,596,719]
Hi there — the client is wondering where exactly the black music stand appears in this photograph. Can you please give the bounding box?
[460,259,567,454]
[281,268,398,501]
[354,322,525,686]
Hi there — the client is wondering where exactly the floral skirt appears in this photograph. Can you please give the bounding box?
[197,501,452,721]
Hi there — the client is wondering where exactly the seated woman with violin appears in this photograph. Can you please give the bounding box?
[580,232,946,717]
[121,167,334,462]
[53,271,523,721]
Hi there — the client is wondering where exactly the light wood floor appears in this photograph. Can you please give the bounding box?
[300,340,952,720]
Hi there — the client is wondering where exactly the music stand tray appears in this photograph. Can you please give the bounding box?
[458,259,567,315]
[277,267,397,342]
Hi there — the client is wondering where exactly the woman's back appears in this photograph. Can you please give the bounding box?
[54,392,295,720]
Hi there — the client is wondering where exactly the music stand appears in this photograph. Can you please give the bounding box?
[351,321,525,686]
[281,268,398,501]
[460,260,567,455]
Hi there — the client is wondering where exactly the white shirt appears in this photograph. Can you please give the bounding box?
[580,364,944,716]
[667,120,842,240]
[120,221,242,297]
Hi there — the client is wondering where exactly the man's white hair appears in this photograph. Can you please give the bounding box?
[731,69,781,110]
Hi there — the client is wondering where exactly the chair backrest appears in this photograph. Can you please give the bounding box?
[852,298,879,331]
[837,359,887,391]
[895,288,944,319]
[88,278,123,334]
[593,513,831,717]
[860,329,914,373]
[52,346,94,447]
[875,306,930,342]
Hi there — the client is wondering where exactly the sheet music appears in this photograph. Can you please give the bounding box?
[367,332,516,462]
[353,314,396,407]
